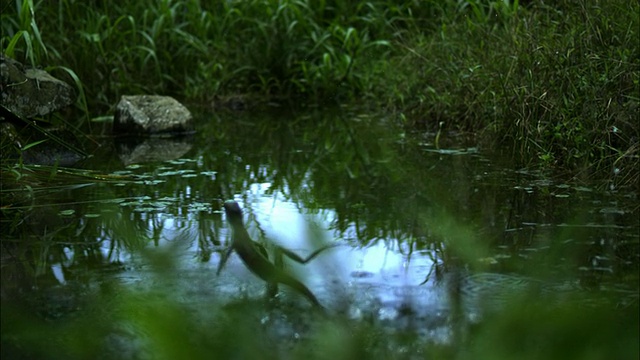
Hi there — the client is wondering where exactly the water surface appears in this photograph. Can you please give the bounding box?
[2,107,638,359]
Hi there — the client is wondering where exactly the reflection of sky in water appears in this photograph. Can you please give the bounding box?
[215,182,444,313]
[51,263,66,284]
[64,178,443,321]
[241,182,436,285]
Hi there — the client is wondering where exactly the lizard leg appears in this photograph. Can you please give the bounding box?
[216,246,234,276]
[278,243,342,264]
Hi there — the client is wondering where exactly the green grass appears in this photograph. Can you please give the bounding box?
[376,0,639,184]
[1,0,638,183]
[2,0,398,107]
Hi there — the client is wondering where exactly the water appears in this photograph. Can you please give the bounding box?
[1,107,638,359]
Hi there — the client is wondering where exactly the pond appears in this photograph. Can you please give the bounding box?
[1,107,638,359]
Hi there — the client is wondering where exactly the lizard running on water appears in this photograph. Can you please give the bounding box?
[219,200,336,307]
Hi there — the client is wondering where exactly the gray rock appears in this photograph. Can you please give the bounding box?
[0,54,76,118]
[113,95,194,135]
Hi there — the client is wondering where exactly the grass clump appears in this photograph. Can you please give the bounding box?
[380,0,639,183]
[2,0,399,109]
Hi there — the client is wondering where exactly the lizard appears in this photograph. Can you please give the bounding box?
[218,200,337,308]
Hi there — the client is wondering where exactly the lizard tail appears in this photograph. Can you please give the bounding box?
[278,276,322,308]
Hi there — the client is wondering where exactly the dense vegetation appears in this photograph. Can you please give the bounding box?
[2,0,638,184]
[1,2,639,359]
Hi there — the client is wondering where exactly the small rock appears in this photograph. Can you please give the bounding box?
[113,95,194,136]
